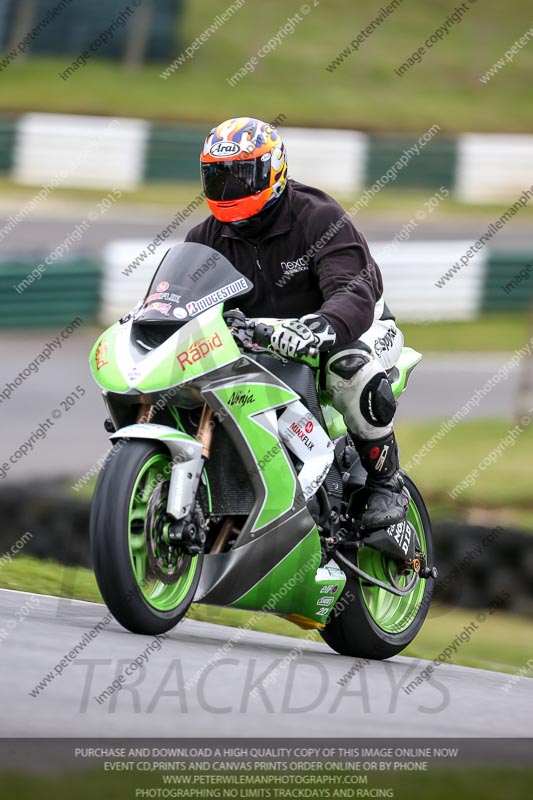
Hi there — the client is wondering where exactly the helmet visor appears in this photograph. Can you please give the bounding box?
[202,156,271,201]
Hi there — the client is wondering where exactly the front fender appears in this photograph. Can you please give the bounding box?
[110,423,203,519]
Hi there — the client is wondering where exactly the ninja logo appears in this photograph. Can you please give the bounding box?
[227,390,255,407]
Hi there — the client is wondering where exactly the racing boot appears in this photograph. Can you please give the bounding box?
[354,431,410,531]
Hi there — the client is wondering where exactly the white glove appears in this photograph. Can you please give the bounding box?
[300,314,337,351]
[270,319,316,357]
[270,315,337,357]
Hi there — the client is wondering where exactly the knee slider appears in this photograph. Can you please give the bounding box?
[360,374,396,427]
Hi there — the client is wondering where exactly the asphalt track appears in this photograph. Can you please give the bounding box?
[0,589,531,737]
[1,206,533,252]
[0,331,522,484]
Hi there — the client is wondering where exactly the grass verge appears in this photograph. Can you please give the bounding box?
[400,314,529,353]
[2,555,533,676]
[0,1,532,132]
[396,417,533,511]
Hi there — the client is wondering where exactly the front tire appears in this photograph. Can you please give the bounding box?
[90,440,204,635]
[320,475,434,659]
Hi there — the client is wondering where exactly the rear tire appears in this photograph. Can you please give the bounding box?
[90,440,204,635]
[320,476,434,659]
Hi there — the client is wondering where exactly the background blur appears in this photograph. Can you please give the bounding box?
[1,0,533,672]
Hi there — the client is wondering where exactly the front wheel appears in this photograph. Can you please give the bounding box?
[90,440,204,635]
[320,475,434,660]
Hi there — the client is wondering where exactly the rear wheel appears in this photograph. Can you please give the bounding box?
[90,440,204,635]
[320,475,434,659]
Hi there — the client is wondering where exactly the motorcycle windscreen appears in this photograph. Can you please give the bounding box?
[132,242,254,324]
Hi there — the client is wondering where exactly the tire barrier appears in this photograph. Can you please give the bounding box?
[0,480,91,569]
[0,480,532,613]
[432,521,533,615]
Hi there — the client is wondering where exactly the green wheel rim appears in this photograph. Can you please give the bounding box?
[358,500,428,634]
[128,453,199,612]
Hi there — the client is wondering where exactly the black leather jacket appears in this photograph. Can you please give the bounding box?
[185,179,384,346]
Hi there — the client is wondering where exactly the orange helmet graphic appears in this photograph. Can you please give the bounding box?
[200,117,288,223]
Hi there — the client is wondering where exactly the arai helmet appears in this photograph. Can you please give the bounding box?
[200,117,288,223]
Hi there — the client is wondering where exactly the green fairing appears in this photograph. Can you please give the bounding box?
[89,323,129,393]
[231,528,346,625]
[213,382,299,532]
[89,249,430,649]
[140,315,238,392]
[89,307,240,394]
[391,347,422,398]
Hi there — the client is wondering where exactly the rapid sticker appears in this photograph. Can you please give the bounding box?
[176,332,223,371]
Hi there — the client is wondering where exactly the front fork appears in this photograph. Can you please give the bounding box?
[167,403,214,554]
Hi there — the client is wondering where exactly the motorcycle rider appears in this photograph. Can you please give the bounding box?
[185,117,408,530]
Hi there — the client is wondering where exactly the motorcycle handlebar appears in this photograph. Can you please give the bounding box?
[225,315,318,358]
[252,322,275,348]
[250,321,318,358]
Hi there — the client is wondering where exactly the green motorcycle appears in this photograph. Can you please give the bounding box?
[89,243,436,659]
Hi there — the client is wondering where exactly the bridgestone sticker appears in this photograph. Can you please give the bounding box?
[186,278,249,315]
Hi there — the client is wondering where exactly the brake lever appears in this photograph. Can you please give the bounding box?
[229,326,254,349]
